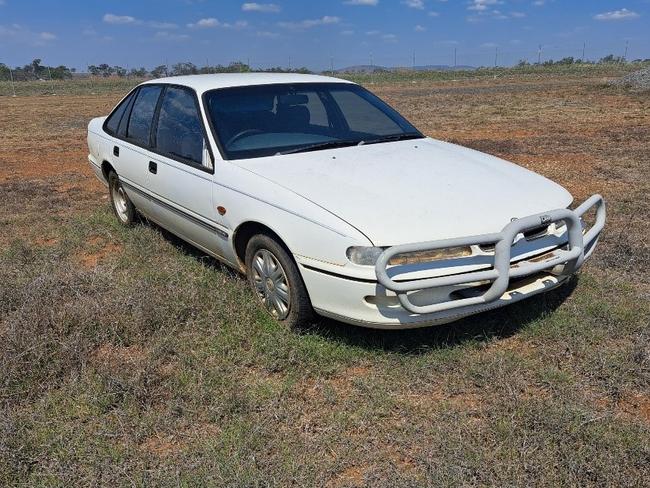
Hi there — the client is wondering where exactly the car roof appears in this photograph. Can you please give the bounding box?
[141,73,354,94]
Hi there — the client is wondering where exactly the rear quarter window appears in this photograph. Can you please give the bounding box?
[104,91,135,135]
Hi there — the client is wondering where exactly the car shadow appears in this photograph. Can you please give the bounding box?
[142,217,578,355]
[303,277,578,354]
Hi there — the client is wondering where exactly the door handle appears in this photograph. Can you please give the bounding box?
[149,161,157,174]
[113,146,119,157]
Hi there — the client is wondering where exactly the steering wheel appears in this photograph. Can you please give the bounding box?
[226,129,264,147]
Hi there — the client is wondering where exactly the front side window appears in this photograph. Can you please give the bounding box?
[203,82,422,160]
[127,85,162,146]
[155,86,205,165]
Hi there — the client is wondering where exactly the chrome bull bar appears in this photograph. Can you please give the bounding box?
[375,194,606,315]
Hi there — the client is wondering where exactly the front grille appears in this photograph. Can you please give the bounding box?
[523,224,550,241]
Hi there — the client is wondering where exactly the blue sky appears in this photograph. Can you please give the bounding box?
[0,0,648,70]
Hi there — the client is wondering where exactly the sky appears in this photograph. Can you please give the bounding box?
[0,0,649,71]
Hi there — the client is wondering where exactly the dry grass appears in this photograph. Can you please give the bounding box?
[1,68,649,486]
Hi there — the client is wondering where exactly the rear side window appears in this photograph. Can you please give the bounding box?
[117,93,136,138]
[127,85,162,146]
[104,91,135,135]
[155,86,204,165]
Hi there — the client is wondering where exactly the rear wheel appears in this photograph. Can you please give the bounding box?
[108,171,136,226]
[245,234,314,329]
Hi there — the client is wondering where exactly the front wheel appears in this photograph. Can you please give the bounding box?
[245,234,314,329]
[108,171,137,226]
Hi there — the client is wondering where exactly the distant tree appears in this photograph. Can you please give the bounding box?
[517,59,530,67]
[171,62,198,76]
[0,63,9,81]
[31,58,43,78]
[150,65,168,78]
[88,63,114,77]
[50,65,72,79]
[129,67,148,78]
[599,54,625,64]
[113,66,127,77]
[227,61,250,73]
[557,56,575,65]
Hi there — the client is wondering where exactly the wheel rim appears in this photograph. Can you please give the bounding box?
[251,249,291,320]
[111,180,129,223]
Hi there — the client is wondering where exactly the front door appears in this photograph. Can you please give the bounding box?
[145,85,228,257]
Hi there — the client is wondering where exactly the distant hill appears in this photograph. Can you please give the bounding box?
[333,64,475,73]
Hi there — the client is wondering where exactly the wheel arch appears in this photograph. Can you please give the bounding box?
[101,160,116,182]
[232,221,293,270]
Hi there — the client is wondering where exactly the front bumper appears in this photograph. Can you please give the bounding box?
[375,194,605,315]
[301,194,605,329]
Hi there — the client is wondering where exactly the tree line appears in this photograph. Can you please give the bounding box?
[0,59,311,81]
[517,54,650,67]
[2,56,648,82]
[0,59,74,81]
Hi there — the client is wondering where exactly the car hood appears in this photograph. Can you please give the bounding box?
[238,138,573,245]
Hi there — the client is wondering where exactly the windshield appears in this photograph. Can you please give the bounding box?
[203,82,423,160]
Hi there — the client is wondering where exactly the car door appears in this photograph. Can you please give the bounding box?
[110,85,164,214]
[145,85,229,257]
[102,89,147,213]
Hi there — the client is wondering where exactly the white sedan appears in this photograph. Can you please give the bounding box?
[87,73,605,329]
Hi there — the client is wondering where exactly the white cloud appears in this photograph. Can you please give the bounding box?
[189,17,220,28]
[278,16,340,29]
[341,29,355,35]
[0,23,57,45]
[188,18,248,29]
[365,29,380,35]
[382,33,397,41]
[242,3,281,13]
[103,14,177,29]
[344,0,378,5]
[0,1,6,6]
[594,8,639,21]
[481,41,498,48]
[103,13,137,24]
[468,0,502,11]
[467,2,524,21]
[428,11,440,16]
[403,0,424,9]
[414,24,426,31]
[533,0,545,5]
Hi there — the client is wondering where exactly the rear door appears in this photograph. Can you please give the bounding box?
[145,85,228,257]
[108,85,163,213]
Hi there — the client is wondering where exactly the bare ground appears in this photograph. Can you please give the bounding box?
[1,72,648,486]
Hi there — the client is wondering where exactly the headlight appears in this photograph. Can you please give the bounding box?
[346,246,472,266]
[346,246,385,266]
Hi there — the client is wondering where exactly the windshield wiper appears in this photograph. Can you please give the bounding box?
[278,140,362,155]
[363,133,424,145]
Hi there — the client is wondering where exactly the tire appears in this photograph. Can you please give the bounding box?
[108,171,137,226]
[245,234,314,329]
